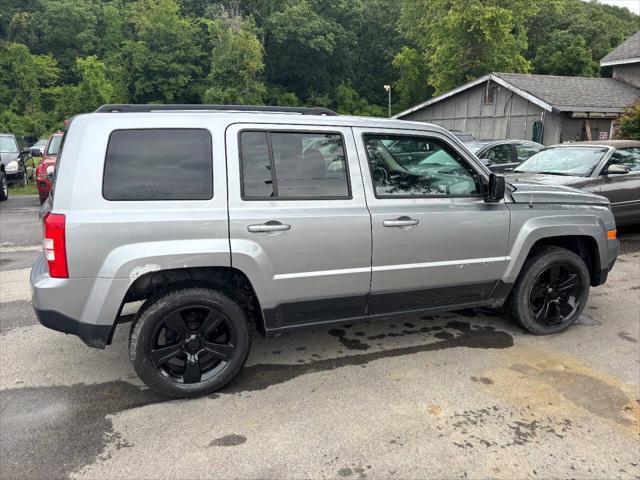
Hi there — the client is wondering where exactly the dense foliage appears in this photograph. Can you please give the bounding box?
[0,0,638,139]
[615,102,640,141]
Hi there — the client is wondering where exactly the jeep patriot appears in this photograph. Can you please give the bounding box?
[31,104,619,397]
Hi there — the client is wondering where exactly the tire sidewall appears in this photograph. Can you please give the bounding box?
[511,248,590,335]
[130,288,251,398]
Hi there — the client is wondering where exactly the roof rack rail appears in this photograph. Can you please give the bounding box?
[95,104,338,116]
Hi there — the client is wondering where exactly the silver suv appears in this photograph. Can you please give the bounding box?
[31,105,619,397]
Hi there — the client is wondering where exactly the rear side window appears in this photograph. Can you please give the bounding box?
[103,129,213,201]
[240,131,350,199]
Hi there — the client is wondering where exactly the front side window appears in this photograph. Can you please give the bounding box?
[363,134,481,197]
[484,144,513,164]
[514,146,607,177]
[46,135,63,155]
[103,129,213,201]
[608,148,640,172]
[0,136,18,153]
[240,131,350,199]
[515,143,541,162]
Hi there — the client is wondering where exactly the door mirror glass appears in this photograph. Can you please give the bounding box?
[606,164,629,175]
[30,148,42,157]
[484,173,505,203]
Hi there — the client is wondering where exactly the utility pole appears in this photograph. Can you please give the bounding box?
[384,85,391,118]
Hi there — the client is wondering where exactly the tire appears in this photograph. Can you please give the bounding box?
[508,246,590,335]
[0,172,8,201]
[18,163,27,186]
[129,287,251,398]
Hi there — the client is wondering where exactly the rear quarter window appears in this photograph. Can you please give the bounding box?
[103,129,213,201]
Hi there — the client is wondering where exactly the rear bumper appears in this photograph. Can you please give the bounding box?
[30,254,128,349]
[33,307,113,348]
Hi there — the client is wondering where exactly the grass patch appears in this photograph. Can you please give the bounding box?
[9,183,38,195]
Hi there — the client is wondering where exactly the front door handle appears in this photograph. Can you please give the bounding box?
[247,221,291,233]
[383,216,419,228]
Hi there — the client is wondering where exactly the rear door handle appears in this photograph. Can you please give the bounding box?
[383,217,419,228]
[247,222,291,233]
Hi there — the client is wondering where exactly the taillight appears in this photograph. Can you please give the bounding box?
[43,213,68,278]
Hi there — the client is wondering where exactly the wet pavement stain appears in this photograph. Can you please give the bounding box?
[510,364,637,427]
[0,381,167,479]
[208,434,247,447]
[447,405,574,449]
[228,322,513,393]
[329,328,371,351]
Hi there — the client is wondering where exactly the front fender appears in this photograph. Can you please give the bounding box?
[503,211,609,284]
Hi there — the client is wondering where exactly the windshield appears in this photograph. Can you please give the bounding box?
[46,135,63,155]
[0,136,18,153]
[513,146,608,177]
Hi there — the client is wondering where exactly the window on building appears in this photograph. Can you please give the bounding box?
[103,129,213,201]
[240,131,350,199]
[483,85,497,105]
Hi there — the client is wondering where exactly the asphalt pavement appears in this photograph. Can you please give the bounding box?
[1,195,638,479]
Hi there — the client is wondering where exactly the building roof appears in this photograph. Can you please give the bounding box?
[600,31,640,66]
[394,73,639,118]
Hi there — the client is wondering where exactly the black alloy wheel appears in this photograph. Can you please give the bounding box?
[150,304,236,385]
[529,263,584,327]
[130,287,251,397]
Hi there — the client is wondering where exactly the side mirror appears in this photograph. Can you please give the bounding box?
[479,158,492,166]
[30,148,42,157]
[484,173,505,203]
[605,164,629,175]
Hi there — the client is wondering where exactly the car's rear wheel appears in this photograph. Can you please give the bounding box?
[0,172,8,201]
[508,246,590,335]
[129,287,251,398]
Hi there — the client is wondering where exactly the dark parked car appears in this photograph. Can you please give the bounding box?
[506,140,640,226]
[0,133,31,192]
[35,132,64,204]
[466,139,543,173]
[29,138,48,156]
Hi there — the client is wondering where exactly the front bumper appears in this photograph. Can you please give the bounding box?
[30,254,129,349]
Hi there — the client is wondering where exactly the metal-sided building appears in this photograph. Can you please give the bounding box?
[393,73,639,145]
[394,32,639,145]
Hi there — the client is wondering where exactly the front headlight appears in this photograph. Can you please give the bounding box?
[46,165,55,176]
[6,160,18,172]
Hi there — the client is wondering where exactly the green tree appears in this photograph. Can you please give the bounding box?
[122,0,200,102]
[400,0,538,95]
[38,0,101,81]
[615,103,640,141]
[392,46,432,110]
[264,0,353,99]
[533,31,596,76]
[201,11,266,105]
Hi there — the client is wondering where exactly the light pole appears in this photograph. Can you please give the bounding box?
[384,84,391,118]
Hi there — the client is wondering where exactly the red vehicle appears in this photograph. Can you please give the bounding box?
[35,132,63,204]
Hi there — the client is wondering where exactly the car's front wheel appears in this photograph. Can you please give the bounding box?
[129,287,251,398]
[508,246,590,335]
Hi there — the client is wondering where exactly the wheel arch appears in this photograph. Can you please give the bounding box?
[122,266,267,336]
[503,216,607,287]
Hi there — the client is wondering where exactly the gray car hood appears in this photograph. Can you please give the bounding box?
[504,172,608,206]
